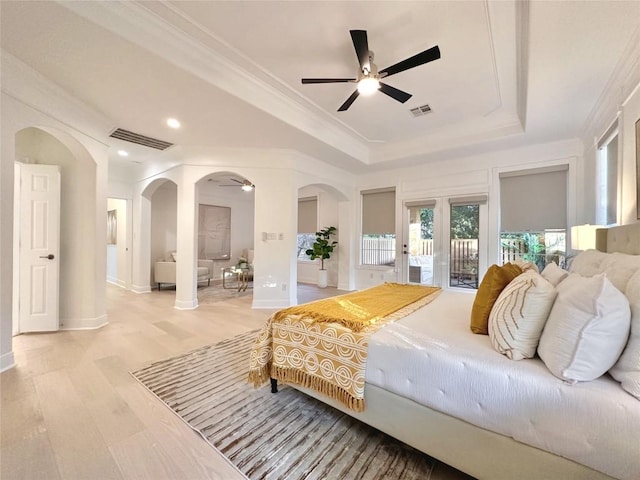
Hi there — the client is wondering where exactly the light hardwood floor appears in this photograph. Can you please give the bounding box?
[1,284,468,480]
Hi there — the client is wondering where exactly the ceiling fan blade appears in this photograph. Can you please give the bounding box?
[379,82,412,103]
[301,78,356,84]
[379,45,441,78]
[350,30,370,71]
[337,90,360,111]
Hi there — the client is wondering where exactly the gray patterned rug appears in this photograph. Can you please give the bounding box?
[131,330,471,480]
[197,283,252,304]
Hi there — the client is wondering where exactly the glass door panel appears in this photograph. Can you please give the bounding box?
[407,205,434,285]
[449,203,479,289]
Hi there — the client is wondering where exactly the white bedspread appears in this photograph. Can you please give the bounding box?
[366,290,640,480]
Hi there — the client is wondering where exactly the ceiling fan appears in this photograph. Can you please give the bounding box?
[301,30,440,111]
[217,178,255,191]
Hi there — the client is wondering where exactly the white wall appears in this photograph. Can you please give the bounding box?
[354,139,582,290]
[619,85,640,225]
[579,33,640,225]
[150,182,178,264]
[1,54,113,371]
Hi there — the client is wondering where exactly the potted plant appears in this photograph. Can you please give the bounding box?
[305,226,338,288]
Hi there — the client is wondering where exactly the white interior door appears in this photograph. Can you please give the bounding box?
[19,163,61,333]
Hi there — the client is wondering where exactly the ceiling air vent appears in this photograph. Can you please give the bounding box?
[410,104,432,117]
[109,128,173,150]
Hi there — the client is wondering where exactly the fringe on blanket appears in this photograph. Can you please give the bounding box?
[271,365,366,413]
[248,364,271,387]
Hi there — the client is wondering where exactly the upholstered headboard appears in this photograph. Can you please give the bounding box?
[595,222,640,255]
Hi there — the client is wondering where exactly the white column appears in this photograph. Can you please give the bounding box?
[131,192,152,293]
[175,177,198,310]
[252,170,297,309]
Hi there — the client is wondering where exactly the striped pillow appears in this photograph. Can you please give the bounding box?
[489,271,557,360]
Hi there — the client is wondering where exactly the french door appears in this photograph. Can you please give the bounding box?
[404,201,441,286]
[403,196,486,289]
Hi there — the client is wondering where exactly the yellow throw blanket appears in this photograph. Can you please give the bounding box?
[273,282,439,332]
[248,283,441,412]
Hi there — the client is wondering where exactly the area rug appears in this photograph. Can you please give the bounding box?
[197,283,252,304]
[131,330,459,480]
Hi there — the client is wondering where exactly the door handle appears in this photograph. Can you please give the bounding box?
[39,254,55,260]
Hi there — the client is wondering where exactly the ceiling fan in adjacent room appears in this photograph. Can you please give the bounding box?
[301,30,440,111]
[218,178,255,191]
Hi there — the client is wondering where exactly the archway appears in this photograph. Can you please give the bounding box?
[13,126,100,333]
[141,178,178,292]
[195,171,256,285]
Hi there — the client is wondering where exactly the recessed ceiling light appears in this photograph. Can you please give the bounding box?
[166,118,181,129]
[117,150,129,157]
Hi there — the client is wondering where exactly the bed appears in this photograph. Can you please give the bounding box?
[249,223,640,480]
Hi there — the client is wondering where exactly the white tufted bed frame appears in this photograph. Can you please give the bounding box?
[294,222,640,480]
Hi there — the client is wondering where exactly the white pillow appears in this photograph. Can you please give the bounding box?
[513,260,539,274]
[569,249,609,277]
[489,271,557,360]
[540,262,568,287]
[538,273,631,383]
[601,252,640,293]
[610,270,640,399]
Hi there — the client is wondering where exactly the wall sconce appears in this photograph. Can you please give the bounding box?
[570,224,603,251]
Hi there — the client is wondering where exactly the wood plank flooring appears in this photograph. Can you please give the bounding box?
[1,284,466,480]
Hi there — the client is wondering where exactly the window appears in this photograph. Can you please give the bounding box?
[449,197,484,289]
[361,188,396,266]
[297,197,317,260]
[597,126,618,226]
[499,166,568,270]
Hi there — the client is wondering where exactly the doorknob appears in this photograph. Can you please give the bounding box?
[39,254,55,260]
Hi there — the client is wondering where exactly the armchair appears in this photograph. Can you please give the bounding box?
[154,259,214,290]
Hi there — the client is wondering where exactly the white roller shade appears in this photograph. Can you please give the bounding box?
[298,197,317,233]
[362,188,395,235]
[448,195,487,206]
[500,166,568,232]
[405,200,436,208]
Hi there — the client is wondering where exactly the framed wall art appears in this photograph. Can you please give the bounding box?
[198,204,231,260]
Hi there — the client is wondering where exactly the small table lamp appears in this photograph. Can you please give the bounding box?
[571,224,603,251]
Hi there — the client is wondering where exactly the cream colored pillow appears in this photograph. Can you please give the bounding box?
[540,262,568,287]
[610,270,640,399]
[489,271,557,360]
[601,252,640,293]
[538,273,631,383]
[514,260,539,274]
[569,249,609,277]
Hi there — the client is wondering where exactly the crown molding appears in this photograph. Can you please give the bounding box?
[1,51,112,147]
[370,111,523,165]
[57,0,371,165]
[581,24,640,145]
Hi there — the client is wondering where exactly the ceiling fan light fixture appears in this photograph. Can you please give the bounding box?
[241,183,254,191]
[357,77,380,96]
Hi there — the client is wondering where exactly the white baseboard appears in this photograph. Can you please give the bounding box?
[131,284,152,294]
[174,299,198,310]
[0,351,16,372]
[60,314,108,330]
